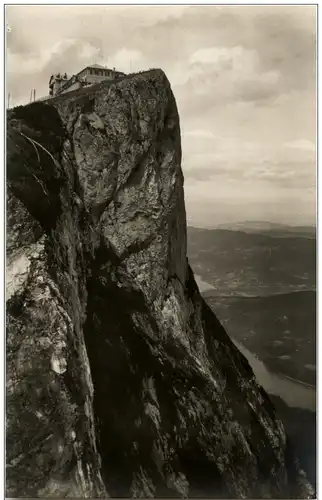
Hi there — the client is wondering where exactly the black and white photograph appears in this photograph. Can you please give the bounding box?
[5,4,317,498]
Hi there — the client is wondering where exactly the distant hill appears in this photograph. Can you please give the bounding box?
[215,221,316,239]
[187,226,316,296]
[203,290,316,386]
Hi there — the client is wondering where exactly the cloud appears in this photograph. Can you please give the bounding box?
[183,130,216,139]
[182,133,316,196]
[176,45,283,106]
[190,45,256,71]
[103,49,149,74]
[7,37,106,101]
[184,172,316,227]
[9,38,100,75]
[285,139,316,152]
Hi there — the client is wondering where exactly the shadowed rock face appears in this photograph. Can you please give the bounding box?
[6,70,314,498]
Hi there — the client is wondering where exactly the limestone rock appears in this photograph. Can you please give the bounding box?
[6,70,314,498]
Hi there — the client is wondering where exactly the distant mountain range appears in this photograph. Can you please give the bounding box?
[215,221,316,239]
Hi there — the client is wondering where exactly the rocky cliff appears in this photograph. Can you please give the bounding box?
[6,69,314,498]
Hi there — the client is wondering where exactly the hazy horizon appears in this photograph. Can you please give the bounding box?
[187,218,317,230]
[6,5,317,227]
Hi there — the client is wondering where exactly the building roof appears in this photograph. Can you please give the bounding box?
[76,64,107,76]
[76,64,125,78]
[89,63,106,69]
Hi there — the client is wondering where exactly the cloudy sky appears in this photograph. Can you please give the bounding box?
[6,5,316,227]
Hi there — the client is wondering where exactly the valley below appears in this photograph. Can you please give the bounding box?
[204,290,316,387]
[188,224,316,488]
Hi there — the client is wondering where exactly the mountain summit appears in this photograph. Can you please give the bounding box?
[6,70,314,498]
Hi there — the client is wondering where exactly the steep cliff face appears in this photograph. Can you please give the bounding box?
[6,70,314,498]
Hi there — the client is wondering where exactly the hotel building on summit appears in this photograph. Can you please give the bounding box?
[48,64,126,97]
